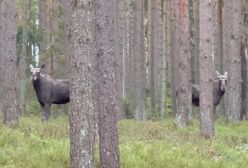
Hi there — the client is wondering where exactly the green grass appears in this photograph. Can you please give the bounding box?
[1,115,248,168]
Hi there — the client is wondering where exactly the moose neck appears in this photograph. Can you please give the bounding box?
[219,80,225,94]
[32,77,41,92]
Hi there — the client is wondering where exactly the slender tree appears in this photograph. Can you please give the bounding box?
[39,0,51,70]
[148,0,164,115]
[117,0,128,119]
[67,0,97,167]
[96,0,120,166]
[133,0,146,120]
[199,0,215,138]
[148,0,156,112]
[223,0,242,122]
[241,0,248,120]
[169,0,179,117]
[18,0,30,114]
[0,0,19,126]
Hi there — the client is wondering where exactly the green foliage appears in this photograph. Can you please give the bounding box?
[0,115,69,168]
[1,116,248,167]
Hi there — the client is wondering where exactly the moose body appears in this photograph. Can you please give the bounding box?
[192,72,228,113]
[30,65,69,121]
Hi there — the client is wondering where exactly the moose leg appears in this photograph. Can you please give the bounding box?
[41,104,46,122]
[44,104,51,121]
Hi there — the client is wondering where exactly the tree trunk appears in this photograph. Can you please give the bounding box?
[116,0,128,120]
[169,0,179,117]
[148,0,156,112]
[241,0,248,120]
[161,0,169,118]
[39,0,50,69]
[192,0,200,84]
[173,0,191,127]
[223,0,242,122]
[0,0,19,126]
[67,1,97,167]
[199,0,215,138]
[18,0,30,114]
[133,0,146,120]
[96,0,120,167]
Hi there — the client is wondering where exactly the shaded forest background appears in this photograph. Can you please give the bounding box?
[1,0,248,167]
[1,0,247,122]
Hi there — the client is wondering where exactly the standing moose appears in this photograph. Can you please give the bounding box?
[30,64,70,121]
[192,71,228,113]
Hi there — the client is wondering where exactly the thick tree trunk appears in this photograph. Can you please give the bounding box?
[174,0,191,127]
[1,0,19,126]
[199,0,215,138]
[96,0,120,167]
[67,1,97,167]
[223,0,242,122]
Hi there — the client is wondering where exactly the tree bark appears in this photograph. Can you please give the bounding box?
[67,1,97,167]
[96,0,120,167]
[174,0,191,127]
[223,0,242,122]
[18,0,30,114]
[241,0,248,120]
[199,0,215,138]
[169,0,179,117]
[0,0,19,126]
[133,0,146,120]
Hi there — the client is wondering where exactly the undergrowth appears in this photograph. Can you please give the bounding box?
[1,115,248,168]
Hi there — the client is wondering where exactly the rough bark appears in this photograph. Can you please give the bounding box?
[1,0,19,126]
[174,0,191,127]
[199,0,215,138]
[67,1,97,167]
[223,0,242,122]
[96,0,120,167]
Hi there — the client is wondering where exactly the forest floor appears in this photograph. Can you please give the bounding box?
[1,115,248,168]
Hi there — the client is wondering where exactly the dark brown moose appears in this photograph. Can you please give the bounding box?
[192,71,228,113]
[30,64,69,121]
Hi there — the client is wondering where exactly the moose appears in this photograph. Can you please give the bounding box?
[30,64,70,121]
[192,71,228,113]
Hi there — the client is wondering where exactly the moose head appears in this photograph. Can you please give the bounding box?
[30,64,46,81]
[216,71,228,92]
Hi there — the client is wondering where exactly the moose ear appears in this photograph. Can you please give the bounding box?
[41,64,46,69]
[30,64,34,71]
[224,71,228,77]
[216,71,221,76]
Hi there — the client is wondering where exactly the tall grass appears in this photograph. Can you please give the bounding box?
[1,115,248,168]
